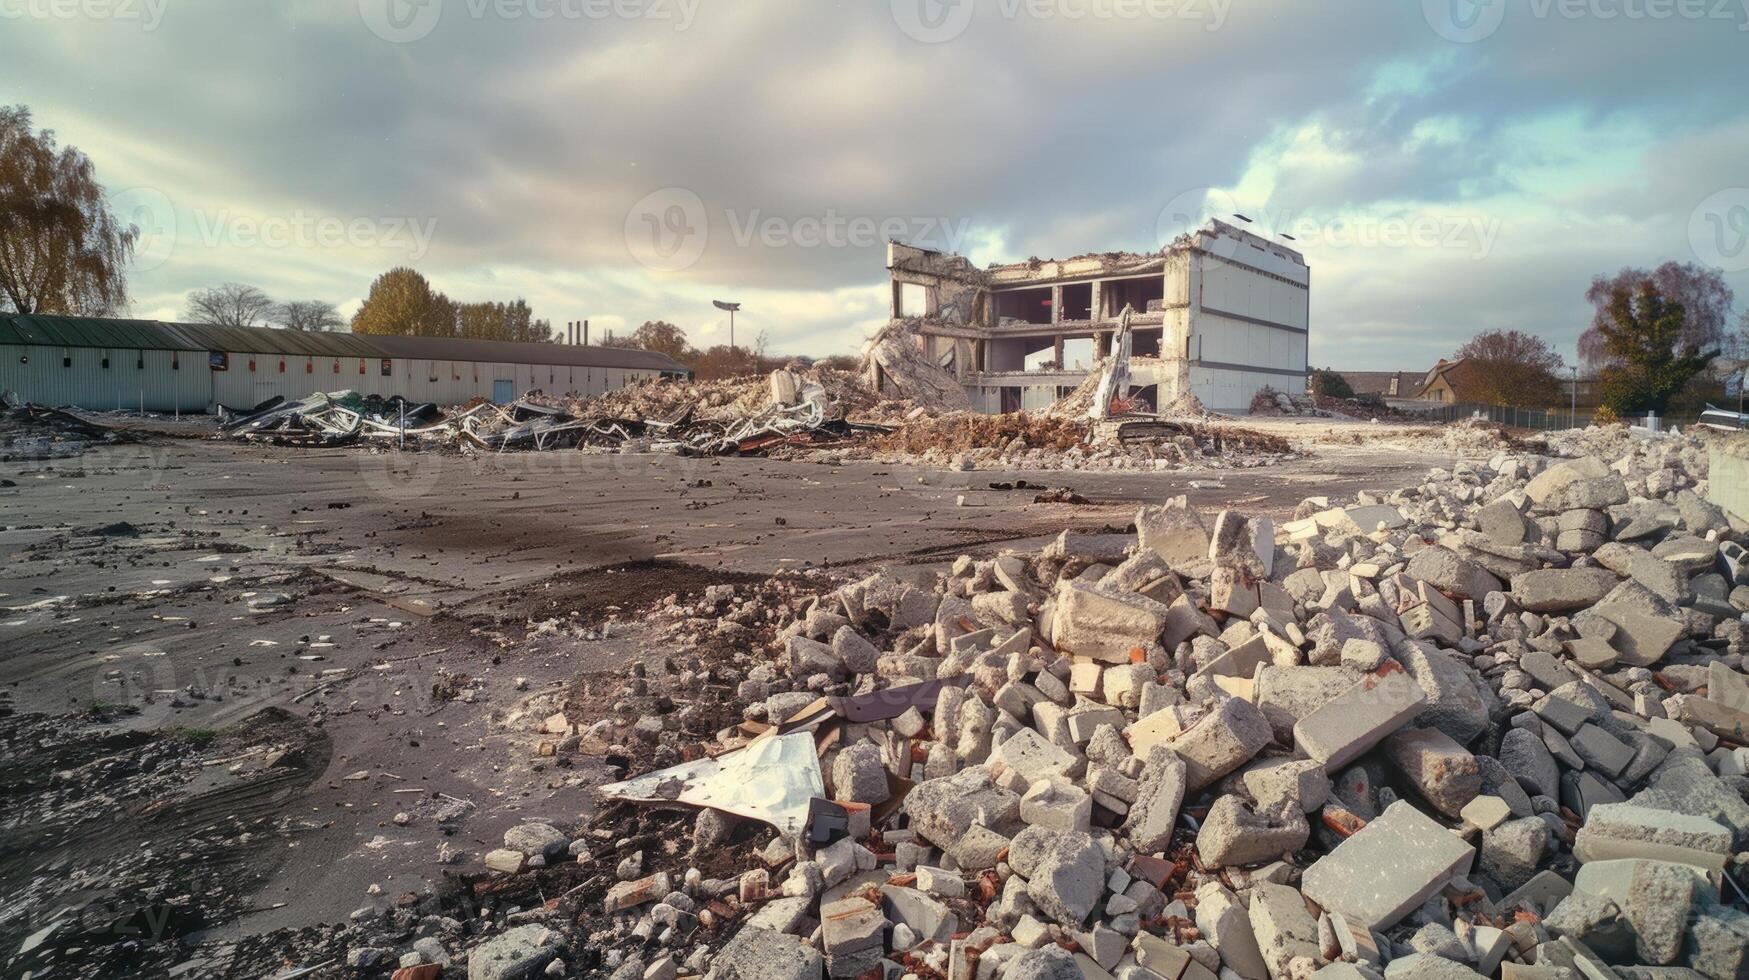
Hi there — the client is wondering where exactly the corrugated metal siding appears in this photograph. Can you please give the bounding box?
[5,323,679,413]
[0,344,210,412]
[1,314,690,375]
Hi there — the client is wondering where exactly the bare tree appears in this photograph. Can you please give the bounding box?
[275,299,343,332]
[1453,329,1566,407]
[0,104,136,315]
[185,282,274,328]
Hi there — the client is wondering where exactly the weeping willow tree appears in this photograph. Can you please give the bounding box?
[0,105,137,315]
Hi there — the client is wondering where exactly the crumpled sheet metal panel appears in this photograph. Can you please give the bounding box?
[596,731,825,835]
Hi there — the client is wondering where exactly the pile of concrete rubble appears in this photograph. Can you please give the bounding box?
[273,427,1749,980]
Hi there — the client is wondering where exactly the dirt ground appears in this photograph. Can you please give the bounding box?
[0,431,1462,975]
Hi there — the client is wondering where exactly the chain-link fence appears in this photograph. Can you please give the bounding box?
[1397,402,1706,432]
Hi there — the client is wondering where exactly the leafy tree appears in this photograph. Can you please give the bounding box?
[274,299,343,332]
[627,320,696,363]
[186,282,274,328]
[1308,368,1353,400]
[1580,263,1732,372]
[457,299,552,342]
[0,104,136,314]
[351,267,456,337]
[1594,280,1716,415]
[1452,329,1566,407]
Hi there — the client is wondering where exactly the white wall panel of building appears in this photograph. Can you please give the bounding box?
[1193,315,1308,374]
[1198,260,1309,331]
[0,344,211,413]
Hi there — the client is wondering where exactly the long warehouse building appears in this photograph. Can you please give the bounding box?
[0,314,689,413]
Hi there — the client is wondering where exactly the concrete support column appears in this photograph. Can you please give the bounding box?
[1053,334,1065,369]
[1094,332,1111,360]
[1050,285,1063,326]
[1090,281,1104,321]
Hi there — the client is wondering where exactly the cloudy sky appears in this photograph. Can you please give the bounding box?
[4,0,1747,368]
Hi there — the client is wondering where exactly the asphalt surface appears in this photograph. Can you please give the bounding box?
[0,435,1452,941]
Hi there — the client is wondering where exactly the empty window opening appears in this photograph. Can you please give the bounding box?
[995,287,1052,325]
[1132,329,1162,358]
[1103,276,1164,316]
[1060,283,1092,321]
[897,282,929,317]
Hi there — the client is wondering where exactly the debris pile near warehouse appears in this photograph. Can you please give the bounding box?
[256,426,1749,980]
[217,380,895,457]
[0,392,135,459]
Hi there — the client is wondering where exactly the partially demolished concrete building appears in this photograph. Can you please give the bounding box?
[885,219,1309,414]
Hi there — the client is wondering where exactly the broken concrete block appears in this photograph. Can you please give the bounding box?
[1194,881,1270,980]
[1572,802,1732,871]
[1301,800,1476,931]
[1293,665,1428,772]
[993,727,1079,785]
[904,767,1020,852]
[1123,744,1187,854]
[709,926,825,980]
[1479,816,1549,892]
[821,896,886,963]
[1396,643,1490,746]
[1167,696,1273,790]
[1053,580,1171,663]
[1139,502,1213,564]
[1382,953,1486,980]
[880,884,956,944]
[1510,568,1621,613]
[1571,859,1702,967]
[466,925,558,980]
[1568,724,1634,779]
[1211,565,1261,618]
[1256,665,1364,743]
[1248,881,1321,980]
[1021,829,1104,927]
[1021,777,1092,833]
[1383,727,1482,817]
[831,742,890,805]
[1242,757,1332,813]
[1685,904,1749,980]
[1195,796,1310,868]
[1405,547,1502,601]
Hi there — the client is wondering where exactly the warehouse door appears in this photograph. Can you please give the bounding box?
[492,379,515,404]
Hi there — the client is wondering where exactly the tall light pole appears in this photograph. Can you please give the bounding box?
[713,300,742,350]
